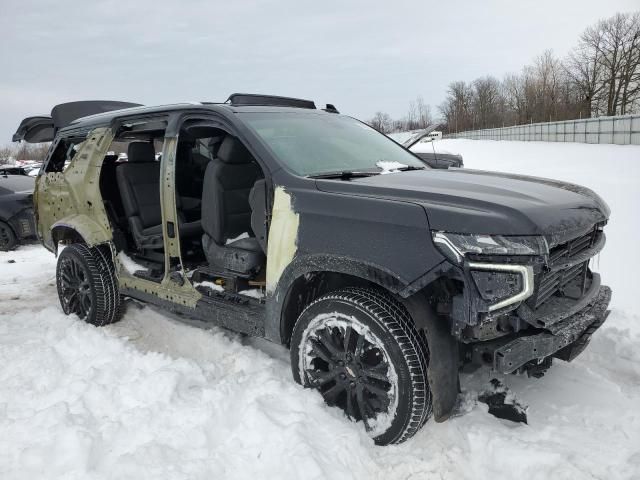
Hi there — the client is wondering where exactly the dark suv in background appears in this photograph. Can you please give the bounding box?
[0,174,36,250]
[14,94,611,445]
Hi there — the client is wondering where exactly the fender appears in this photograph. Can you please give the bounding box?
[265,252,409,343]
[401,292,459,422]
[50,214,112,253]
[266,252,460,422]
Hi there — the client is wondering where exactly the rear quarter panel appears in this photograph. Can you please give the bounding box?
[36,127,114,251]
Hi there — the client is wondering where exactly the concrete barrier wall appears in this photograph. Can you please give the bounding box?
[444,114,640,145]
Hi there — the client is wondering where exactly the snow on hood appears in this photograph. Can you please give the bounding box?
[376,161,407,174]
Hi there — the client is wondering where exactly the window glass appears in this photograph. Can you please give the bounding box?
[241,113,426,176]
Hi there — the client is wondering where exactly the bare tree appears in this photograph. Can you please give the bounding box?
[415,96,432,128]
[472,76,503,128]
[566,24,605,117]
[439,81,474,132]
[618,12,640,114]
[535,51,563,121]
[435,11,640,133]
[0,145,15,165]
[374,12,640,135]
[405,100,418,130]
[503,73,528,124]
[591,13,640,115]
[30,143,52,162]
[368,112,394,134]
[11,142,51,162]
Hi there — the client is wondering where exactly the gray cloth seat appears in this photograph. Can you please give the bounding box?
[201,136,264,275]
[116,142,202,250]
[249,179,268,252]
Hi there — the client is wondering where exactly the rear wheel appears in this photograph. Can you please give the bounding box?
[56,243,121,326]
[291,287,431,445]
[0,221,17,251]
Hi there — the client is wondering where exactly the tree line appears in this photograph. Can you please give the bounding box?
[0,143,51,165]
[369,96,433,134]
[369,11,640,134]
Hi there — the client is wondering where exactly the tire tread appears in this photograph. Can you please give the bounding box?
[293,287,432,444]
[57,243,121,326]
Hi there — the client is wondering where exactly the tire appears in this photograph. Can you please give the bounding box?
[56,243,122,326]
[0,221,18,251]
[291,287,431,445]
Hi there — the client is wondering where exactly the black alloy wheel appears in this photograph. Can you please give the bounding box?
[0,221,17,251]
[304,322,394,429]
[56,243,122,326]
[58,253,94,319]
[291,287,432,445]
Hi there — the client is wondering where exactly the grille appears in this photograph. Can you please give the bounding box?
[529,228,599,309]
[548,229,596,264]
[532,261,588,308]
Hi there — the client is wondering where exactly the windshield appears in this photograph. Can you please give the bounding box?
[240,112,427,176]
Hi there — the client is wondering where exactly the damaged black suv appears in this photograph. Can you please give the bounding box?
[16,94,611,445]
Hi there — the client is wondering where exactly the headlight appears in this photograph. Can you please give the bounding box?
[432,232,548,263]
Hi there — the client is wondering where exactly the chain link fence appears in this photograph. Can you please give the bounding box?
[444,114,640,145]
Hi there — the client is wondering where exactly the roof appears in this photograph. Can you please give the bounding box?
[65,103,204,129]
[15,94,338,142]
[61,102,334,134]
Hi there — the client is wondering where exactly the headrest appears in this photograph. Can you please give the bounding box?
[127,142,155,162]
[209,135,225,157]
[217,136,253,164]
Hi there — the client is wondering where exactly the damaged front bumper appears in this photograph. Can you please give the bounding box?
[473,284,611,374]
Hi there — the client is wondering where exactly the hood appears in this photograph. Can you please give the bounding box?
[315,169,609,245]
[399,125,441,149]
[0,174,35,195]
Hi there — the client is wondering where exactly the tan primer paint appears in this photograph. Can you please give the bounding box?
[115,135,202,308]
[36,127,115,250]
[266,187,300,294]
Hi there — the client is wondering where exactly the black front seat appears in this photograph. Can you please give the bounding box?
[116,142,164,249]
[201,136,264,275]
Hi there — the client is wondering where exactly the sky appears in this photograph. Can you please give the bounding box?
[1,0,638,143]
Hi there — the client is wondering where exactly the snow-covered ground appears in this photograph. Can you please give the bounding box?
[1,140,639,479]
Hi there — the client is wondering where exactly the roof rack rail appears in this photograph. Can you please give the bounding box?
[227,93,316,109]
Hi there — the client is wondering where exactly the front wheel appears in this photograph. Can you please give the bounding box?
[56,243,122,326]
[291,287,432,445]
[0,221,17,251]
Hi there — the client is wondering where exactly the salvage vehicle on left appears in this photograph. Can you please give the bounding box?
[0,174,37,250]
[0,166,30,176]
